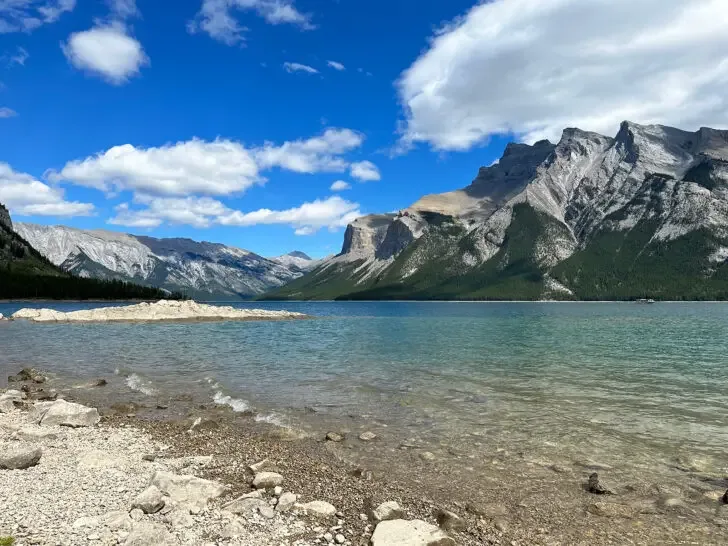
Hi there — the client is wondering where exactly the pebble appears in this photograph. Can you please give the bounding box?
[419,451,436,462]
[274,486,283,496]
[335,533,345,544]
[359,431,377,442]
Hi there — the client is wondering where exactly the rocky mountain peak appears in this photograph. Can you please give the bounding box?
[0,203,12,232]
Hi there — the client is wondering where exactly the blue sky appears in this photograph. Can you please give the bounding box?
[1,0,726,258]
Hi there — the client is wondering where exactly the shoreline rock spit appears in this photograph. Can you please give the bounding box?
[9,300,308,323]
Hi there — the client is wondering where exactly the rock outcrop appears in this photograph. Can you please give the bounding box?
[11,299,307,323]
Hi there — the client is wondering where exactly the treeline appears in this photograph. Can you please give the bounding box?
[0,267,182,301]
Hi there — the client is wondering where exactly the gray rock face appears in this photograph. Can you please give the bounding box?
[35,400,100,428]
[0,446,42,469]
[0,203,11,231]
[341,214,396,256]
[370,519,456,546]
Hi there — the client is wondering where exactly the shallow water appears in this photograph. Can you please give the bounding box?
[2,301,728,515]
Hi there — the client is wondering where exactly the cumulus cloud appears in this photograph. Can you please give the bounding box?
[350,160,380,182]
[110,195,361,235]
[254,128,363,174]
[0,0,75,33]
[49,129,373,196]
[0,162,93,217]
[48,138,261,196]
[189,0,313,45]
[62,23,148,85]
[330,180,350,191]
[283,61,318,74]
[397,0,728,150]
[327,60,345,71]
[0,107,17,118]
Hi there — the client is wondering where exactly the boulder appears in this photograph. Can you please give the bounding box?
[0,446,42,469]
[150,471,227,509]
[276,492,297,512]
[371,501,405,522]
[295,500,337,519]
[7,368,36,382]
[435,509,466,532]
[252,471,284,489]
[36,400,100,427]
[370,520,456,546]
[123,522,175,546]
[132,486,165,514]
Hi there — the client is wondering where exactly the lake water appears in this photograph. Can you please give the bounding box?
[2,301,728,541]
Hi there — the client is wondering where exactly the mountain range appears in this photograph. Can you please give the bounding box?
[14,223,319,300]
[266,121,728,301]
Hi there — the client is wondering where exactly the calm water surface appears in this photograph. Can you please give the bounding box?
[2,301,727,476]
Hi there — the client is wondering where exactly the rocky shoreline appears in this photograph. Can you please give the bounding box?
[7,300,308,323]
[3,368,728,546]
[0,371,489,546]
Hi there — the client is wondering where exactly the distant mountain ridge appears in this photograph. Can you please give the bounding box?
[266,121,728,301]
[15,223,318,300]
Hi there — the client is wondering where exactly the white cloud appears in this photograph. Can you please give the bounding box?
[189,0,313,45]
[110,195,361,235]
[330,180,351,192]
[0,107,17,118]
[0,0,75,33]
[3,46,29,67]
[327,60,345,71]
[0,162,93,217]
[218,196,361,234]
[107,0,137,19]
[283,61,318,74]
[62,23,149,85]
[254,128,363,174]
[48,138,261,197]
[350,160,380,182]
[397,0,728,150]
[49,128,368,196]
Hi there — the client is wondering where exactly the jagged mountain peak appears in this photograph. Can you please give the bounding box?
[267,120,728,301]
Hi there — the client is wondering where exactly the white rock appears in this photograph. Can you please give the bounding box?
[36,399,100,428]
[370,519,456,546]
[123,521,175,546]
[150,471,227,509]
[276,492,297,512]
[222,497,269,516]
[335,534,346,544]
[0,399,15,413]
[252,471,284,489]
[132,485,165,514]
[371,501,405,522]
[220,519,247,539]
[0,446,42,469]
[0,390,23,413]
[273,485,283,496]
[359,431,377,441]
[102,511,133,531]
[72,516,100,529]
[258,504,275,519]
[129,508,144,522]
[295,500,337,519]
[248,459,272,473]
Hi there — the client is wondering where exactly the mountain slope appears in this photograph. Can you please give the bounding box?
[15,224,314,300]
[0,204,173,301]
[265,121,728,301]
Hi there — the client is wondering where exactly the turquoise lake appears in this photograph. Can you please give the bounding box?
[2,301,728,492]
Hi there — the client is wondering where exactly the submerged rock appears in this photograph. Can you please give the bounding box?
[326,432,344,442]
[0,446,42,469]
[370,519,456,546]
[359,431,377,442]
[587,473,614,495]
